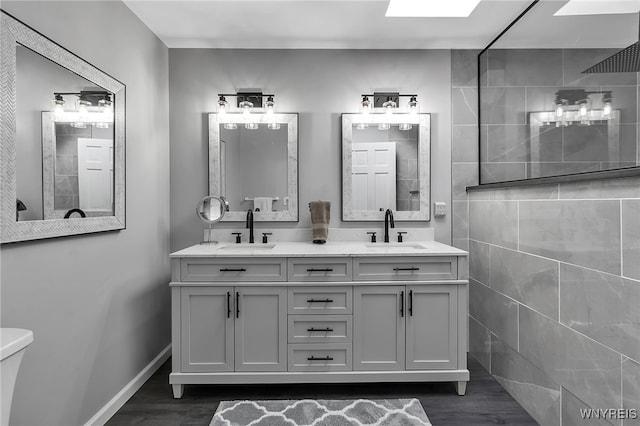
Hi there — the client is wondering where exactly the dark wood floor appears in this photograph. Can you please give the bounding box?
[106,356,538,425]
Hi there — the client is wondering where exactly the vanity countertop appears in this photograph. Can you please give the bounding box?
[171,240,467,258]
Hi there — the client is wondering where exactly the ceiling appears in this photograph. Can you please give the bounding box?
[122,0,639,49]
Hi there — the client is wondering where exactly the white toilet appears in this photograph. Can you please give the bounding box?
[1,329,33,426]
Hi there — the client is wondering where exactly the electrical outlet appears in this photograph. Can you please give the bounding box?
[434,202,447,217]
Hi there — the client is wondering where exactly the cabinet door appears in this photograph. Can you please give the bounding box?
[235,287,287,372]
[180,287,234,372]
[353,286,405,371]
[406,285,458,370]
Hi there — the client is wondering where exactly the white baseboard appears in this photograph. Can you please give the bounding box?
[84,344,171,426]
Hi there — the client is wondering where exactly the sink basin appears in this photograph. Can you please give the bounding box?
[364,243,427,250]
[218,244,275,250]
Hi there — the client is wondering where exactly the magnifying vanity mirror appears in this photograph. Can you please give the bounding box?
[196,195,228,244]
[208,113,298,222]
[341,113,431,221]
[1,11,125,243]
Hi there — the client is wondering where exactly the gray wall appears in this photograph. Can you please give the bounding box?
[0,2,171,425]
[452,50,640,425]
[169,49,452,251]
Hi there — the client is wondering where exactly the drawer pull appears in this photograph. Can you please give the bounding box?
[393,267,420,271]
[306,268,334,272]
[400,290,404,318]
[220,268,247,272]
[227,291,231,318]
[236,292,240,318]
[307,299,334,303]
[409,290,413,316]
[307,328,334,332]
[307,356,334,361]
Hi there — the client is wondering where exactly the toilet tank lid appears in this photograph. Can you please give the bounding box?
[1,328,34,361]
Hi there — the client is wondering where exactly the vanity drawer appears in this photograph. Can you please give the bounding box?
[288,315,352,343]
[288,287,352,314]
[180,258,287,282]
[288,258,352,282]
[288,344,352,371]
[353,257,458,281]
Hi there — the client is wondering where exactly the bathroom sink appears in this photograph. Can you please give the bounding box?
[218,244,276,250]
[363,243,427,251]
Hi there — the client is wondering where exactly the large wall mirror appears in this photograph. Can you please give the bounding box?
[208,113,298,221]
[1,11,125,243]
[342,113,431,221]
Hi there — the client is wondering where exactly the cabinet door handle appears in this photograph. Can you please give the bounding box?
[307,299,334,303]
[400,290,404,318]
[307,356,334,361]
[227,291,231,318]
[306,268,334,272]
[409,290,413,317]
[220,268,247,272]
[393,267,420,271]
[307,328,334,332]
[235,291,240,318]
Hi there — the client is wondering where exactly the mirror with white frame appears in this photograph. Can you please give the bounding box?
[342,113,431,221]
[1,11,125,243]
[208,113,298,222]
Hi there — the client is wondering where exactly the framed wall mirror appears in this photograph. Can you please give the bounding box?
[208,113,298,222]
[1,11,125,243]
[342,113,431,221]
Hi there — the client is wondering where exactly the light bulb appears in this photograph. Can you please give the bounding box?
[239,100,253,116]
[407,96,418,116]
[555,104,564,119]
[578,102,588,118]
[355,123,368,130]
[245,123,258,130]
[382,98,396,115]
[603,101,612,120]
[94,122,109,129]
[378,123,390,130]
[265,96,275,116]
[360,96,372,116]
[52,95,65,118]
[217,96,228,115]
[399,123,412,131]
[223,123,238,130]
[267,123,280,130]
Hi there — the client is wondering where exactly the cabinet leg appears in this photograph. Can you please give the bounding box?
[455,381,467,396]
[172,384,184,399]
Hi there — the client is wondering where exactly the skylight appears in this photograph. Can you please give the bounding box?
[385,0,482,17]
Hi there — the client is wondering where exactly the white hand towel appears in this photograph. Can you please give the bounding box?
[253,197,272,213]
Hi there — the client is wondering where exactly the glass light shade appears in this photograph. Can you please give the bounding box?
[603,102,612,119]
[355,123,369,130]
[578,103,588,117]
[378,123,391,130]
[94,122,109,129]
[217,97,229,115]
[399,123,413,131]
[265,96,275,116]
[360,96,372,115]
[71,121,87,129]
[245,122,259,130]
[53,97,65,118]
[267,123,280,130]
[239,100,253,116]
[223,123,238,130]
[555,104,564,118]
[407,96,419,115]
[382,100,396,115]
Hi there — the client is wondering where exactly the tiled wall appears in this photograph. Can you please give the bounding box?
[452,50,640,426]
[478,48,639,183]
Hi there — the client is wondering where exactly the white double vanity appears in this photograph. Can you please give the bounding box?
[169,239,469,398]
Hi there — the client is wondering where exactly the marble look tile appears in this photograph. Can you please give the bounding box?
[563,123,637,163]
[480,163,527,184]
[519,200,621,275]
[55,154,76,175]
[452,163,478,201]
[453,238,469,251]
[519,306,622,411]
[560,263,640,361]
[452,88,478,125]
[558,176,640,200]
[562,387,614,426]
[623,358,640,426]
[530,123,565,163]
[622,200,640,281]
[488,49,563,87]
[453,200,469,240]
[526,86,559,115]
[469,279,519,350]
[451,49,480,87]
[491,335,561,426]
[468,316,491,372]
[469,200,518,249]
[489,184,559,201]
[54,195,74,210]
[490,245,559,320]
[469,239,490,285]
[468,190,491,201]
[480,87,526,125]
[606,86,638,125]
[452,125,479,162]
[486,125,529,162]
[528,162,601,179]
[563,48,638,87]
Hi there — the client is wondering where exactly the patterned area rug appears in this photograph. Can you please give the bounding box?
[210,398,432,426]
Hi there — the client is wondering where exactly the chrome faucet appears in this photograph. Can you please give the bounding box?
[246,209,254,243]
[384,209,395,243]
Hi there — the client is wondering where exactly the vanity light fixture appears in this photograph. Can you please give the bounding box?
[52,91,113,128]
[357,92,419,131]
[216,91,281,130]
[543,89,614,127]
